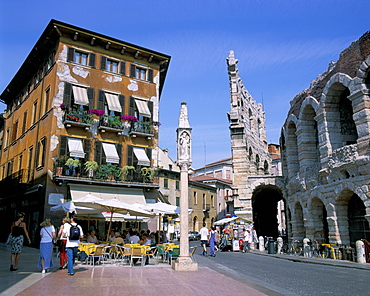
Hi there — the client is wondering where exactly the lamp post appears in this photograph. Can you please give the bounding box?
[172,102,198,271]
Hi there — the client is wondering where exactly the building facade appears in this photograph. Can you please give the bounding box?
[191,158,234,221]
[226,50,284,238]
[0,20,170,242]
[281,31,370,246]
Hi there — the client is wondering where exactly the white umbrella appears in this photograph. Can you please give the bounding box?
[79,198,154,241]
[50,201,76,213]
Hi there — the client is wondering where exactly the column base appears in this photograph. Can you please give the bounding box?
[171,256,198,271]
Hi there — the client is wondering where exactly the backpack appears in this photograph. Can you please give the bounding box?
[68,223,80,240]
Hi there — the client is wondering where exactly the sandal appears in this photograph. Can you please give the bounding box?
[68,273,75,276]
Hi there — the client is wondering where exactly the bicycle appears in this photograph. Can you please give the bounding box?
[286,240,303,256]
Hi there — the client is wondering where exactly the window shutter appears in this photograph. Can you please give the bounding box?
[94,141,103,165]
[67,47,75,63]
[129,97,135,116]
[118,95,125,115]
[148,69,154,83]
[119,61,126,75]
[41,138,46,167]
[98,90,105,110]
[59,135,68,157]
[127,145,133,166]
[83,139,91,161]
[130,64,136,77]
[146,148,152,165]
[116,143,122,166]
[63,83,72,106]
[148,101,154,121]
[89,53,96,68]
[87,88,95,109]
[100,56,107,70]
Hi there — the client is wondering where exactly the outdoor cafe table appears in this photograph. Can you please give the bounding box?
[124,244,151,254]
[162,243,178,252]
[78,243,96,255]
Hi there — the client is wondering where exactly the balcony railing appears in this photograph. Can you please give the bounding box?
[54,162,155,184]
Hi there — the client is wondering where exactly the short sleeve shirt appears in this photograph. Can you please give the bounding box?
[63,223,84,248]
[40,225,55,243]
[199,227,209,241]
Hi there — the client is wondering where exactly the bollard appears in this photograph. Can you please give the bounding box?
[276,237,283,254]
[259,236,265,251]
[303,238,311,257]
[356,240,366,264]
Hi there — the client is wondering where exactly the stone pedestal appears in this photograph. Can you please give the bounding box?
[172,256,198,271]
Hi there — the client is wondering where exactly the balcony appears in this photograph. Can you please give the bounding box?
[63,109,93,129]
[129,121,155,138]
[53,161,157,187]
[203,204,210,211]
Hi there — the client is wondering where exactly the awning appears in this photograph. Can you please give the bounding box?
[102,143,120,164]
[105,92,121,112]
[69,184,147,205]
[72,85,89,106]
[68,138,85,158]
[133,147,150,166]
[134,99,151,117]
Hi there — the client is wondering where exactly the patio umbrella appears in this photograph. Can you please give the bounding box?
[50,201,76,213]
[78,198,155,241]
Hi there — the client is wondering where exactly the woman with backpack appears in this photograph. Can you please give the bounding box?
[37,219,55,273]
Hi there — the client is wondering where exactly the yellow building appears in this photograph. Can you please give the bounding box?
[0,20,170,243]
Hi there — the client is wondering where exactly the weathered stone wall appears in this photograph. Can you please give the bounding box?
[281,31,370,245]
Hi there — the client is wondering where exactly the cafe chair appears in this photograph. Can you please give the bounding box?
[168,247,180,264]
[189,246,198,262]
[130,246,146,267]
[87,246,104,266]
[156,244,168,263]
[116,245,131,265]
[147,246,158,265]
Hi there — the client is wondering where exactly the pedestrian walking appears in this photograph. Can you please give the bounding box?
[57,217,69,269]
[243,229,252,253]
[8,212,31,271]
[209,226,217,257]
[199,223,209,256]
[37,219,55,273]
[63,215,83,276]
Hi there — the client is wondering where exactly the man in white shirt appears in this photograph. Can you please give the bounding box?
[63,215,83,276]
[199,223,209,256]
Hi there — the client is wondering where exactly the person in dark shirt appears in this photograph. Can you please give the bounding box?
[9,212,31,271]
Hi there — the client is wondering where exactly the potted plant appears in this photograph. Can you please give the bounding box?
[53,156,67,176]
[65,158,80,176]
[84,161,99,178]
[140,167,155,182]
[108,115,123,129]
[96,163,120,181]
[120,165,135,181]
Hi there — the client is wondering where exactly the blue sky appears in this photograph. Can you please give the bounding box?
[0,0,369,168]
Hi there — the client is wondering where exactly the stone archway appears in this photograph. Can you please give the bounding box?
[252,184,284,238]
[348,194,370,246]
[306,197,329,243]
[291,202,305,240]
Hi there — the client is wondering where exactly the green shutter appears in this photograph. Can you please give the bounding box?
[120,61,126,75]
[83,139,91,161]
[119,95,125,115]
[89,53,96,68]
[59,136,68,156]
[127,145,133,166]
[116,143,122,166]
[87,88,95,109]
[146,148,152,166]
[67,47,74,63]
[130,64,136,77]
[98,90,105,110]
[63,83,72,106]
[95,141,102,165]
[148,101,154,121]
[148,69,153,82]
[129,97,135,116]
[100,56,107,70]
